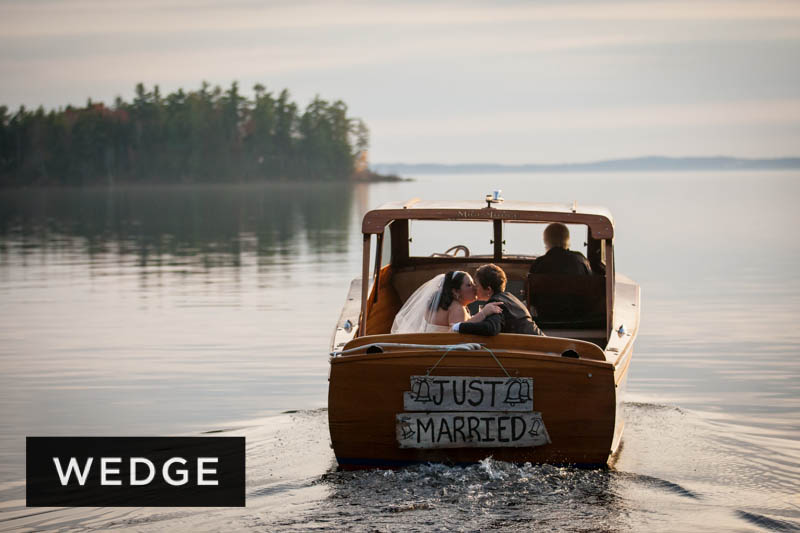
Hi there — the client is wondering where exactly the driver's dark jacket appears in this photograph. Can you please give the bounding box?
[458,292,544,336]
[529,246,592,275]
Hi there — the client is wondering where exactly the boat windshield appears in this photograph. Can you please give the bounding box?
[408,220,493,257]
[406,219,590,259]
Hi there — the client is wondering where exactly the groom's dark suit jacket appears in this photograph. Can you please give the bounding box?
[458,291,543,336]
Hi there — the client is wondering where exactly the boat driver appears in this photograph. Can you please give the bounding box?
[529,222,592,275]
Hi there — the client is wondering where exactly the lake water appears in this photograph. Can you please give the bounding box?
[0,172,798,531]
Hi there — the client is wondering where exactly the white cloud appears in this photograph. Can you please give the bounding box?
[2,0,800,37]
[370,99,800,136]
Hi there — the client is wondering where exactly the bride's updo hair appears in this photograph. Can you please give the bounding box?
[438,271,467,310]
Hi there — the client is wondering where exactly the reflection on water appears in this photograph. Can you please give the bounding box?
[0,173,799,532]
[0,183,358,267]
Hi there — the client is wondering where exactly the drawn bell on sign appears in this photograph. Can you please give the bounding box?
[411,378,433,403]
[528,418,542,437]
[399,417,416,440]
[503,378,532,405]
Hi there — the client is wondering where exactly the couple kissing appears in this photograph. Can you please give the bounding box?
[391,264,543,336]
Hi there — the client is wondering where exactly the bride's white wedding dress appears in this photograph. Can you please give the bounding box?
[420,321,451,333]
[391,273,452,334]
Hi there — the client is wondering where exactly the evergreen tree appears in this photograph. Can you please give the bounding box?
[0,81,369,186]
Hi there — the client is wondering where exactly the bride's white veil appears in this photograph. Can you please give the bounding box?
[391,273,445,334]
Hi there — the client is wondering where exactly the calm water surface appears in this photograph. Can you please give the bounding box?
[0,172,798,531]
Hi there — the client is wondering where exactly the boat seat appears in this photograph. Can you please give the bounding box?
[506,279,526,303]
[391,264,532,303]
[527,273,606,329]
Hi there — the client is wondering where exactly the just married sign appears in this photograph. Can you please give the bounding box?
[396,376,551,449]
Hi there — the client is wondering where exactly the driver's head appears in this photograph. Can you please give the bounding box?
[543,223,570,251]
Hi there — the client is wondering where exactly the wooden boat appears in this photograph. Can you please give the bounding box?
[328,195,639,469]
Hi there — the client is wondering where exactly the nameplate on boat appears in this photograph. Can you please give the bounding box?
[456,210,519,220]
[396,412,550,448]
[403,376,533,412]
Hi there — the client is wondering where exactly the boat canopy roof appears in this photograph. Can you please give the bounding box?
[362,199,615,239]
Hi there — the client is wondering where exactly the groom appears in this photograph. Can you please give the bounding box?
[452,264,544,336]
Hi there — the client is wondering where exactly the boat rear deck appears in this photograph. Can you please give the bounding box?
[329,335,617,468]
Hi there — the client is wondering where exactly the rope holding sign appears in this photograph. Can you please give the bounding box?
[425,345,510,378]
[481,346,511,378]
[425,344,461,377]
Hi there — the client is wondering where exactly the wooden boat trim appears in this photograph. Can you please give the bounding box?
[342,332,607,361]
[330,278,361,354]
[359,234,370,336]
[615,347,634,386]
[605,240,615,339]
[606,273,641,384]
[361,200,615,238]
[330,349,614,370]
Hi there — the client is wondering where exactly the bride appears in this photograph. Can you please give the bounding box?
[391,271,503,333]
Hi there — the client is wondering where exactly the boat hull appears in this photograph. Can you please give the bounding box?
[329,336,621,469]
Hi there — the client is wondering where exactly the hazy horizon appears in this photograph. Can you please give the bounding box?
[371,155,800,166]
[2,0,799,164]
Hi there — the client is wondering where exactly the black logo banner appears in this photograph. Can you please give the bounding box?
[27,437,245,507]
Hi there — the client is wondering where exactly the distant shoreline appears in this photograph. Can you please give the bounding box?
[371,156,800,175]
[352,170,411,183]
[4,157,795,189]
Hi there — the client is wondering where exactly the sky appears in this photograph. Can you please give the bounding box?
[1,0,799,164]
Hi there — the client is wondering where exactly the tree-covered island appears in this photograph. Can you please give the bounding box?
[0,82,399,186]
